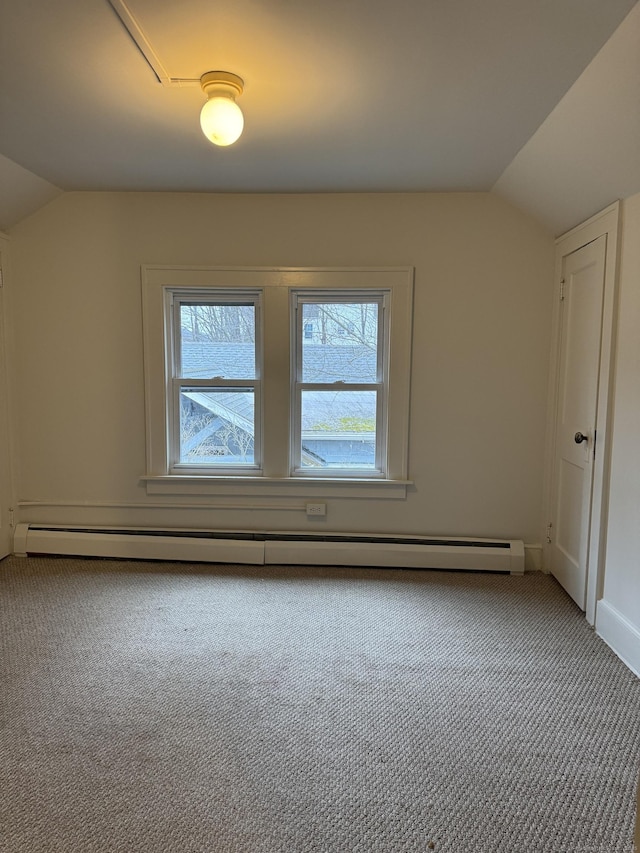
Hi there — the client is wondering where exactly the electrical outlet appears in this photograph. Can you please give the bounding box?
[306,503,326,517]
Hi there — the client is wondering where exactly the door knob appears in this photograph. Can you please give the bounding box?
[574,431,589,444]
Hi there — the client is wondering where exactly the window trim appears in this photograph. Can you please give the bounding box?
[141,266,414,498]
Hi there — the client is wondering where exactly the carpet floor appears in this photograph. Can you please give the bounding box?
[1,556,639,853]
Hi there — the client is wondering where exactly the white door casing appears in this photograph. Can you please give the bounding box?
[549,237,605,609]
[543,203,620,625]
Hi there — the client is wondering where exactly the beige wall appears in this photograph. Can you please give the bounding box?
[597,191,640,673]
[8,191,554,543]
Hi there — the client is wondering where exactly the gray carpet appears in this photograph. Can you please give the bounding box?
[1,556,639,853]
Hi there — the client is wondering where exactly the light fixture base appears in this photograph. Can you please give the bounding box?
[200,71,244,98]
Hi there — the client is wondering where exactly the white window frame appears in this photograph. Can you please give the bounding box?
[291,291,389,477]
[169,290,262,474]
[141,266,413,499]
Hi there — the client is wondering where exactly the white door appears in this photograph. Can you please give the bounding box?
[549,236,606,610]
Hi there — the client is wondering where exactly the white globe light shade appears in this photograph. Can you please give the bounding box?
[200,97,244,147]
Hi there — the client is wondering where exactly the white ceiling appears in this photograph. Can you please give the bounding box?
[0,0,637,230]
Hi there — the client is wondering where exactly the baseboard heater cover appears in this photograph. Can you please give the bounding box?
[13,524,525,574]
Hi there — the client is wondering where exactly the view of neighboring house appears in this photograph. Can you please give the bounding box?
[177,300,382,469]
[180,341,378,468]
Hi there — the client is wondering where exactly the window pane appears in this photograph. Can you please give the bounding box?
[180,304,255,378]
[301,302,378,382]
[179,389,254,465]
[300,390,376,469]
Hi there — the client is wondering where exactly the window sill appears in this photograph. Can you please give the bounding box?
[142,475,411,500]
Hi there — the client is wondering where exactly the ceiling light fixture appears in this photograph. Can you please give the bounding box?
[199,71,244,147]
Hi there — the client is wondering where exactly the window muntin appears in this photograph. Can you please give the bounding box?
[292,294,388,476]
[170,294,261,472]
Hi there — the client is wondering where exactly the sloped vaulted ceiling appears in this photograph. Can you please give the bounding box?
[0,0,638,232]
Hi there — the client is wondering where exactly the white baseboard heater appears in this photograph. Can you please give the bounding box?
[13,524,525,574]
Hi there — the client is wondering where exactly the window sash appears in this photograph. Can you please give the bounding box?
[291,292,389,476]
[168,291,262,473]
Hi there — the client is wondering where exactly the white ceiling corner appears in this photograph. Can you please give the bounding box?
[493,1,640,235]
[0,154,62,233]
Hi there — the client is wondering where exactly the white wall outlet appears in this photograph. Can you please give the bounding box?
[306,503,326,517]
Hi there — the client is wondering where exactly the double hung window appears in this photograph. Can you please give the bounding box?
[171,294,260,472]
[142,266,412,497]
[292,294,387,474]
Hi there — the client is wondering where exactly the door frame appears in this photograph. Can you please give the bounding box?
[542,202,620,625]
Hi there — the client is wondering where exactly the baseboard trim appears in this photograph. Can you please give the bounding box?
[596,599,640,678]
